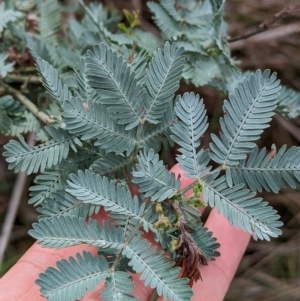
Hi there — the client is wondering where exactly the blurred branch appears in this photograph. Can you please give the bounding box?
[0,80,54,124]
[228,3,300,43]
[5,75,41,84]
[0,133,35,267]
[230,22,300,50]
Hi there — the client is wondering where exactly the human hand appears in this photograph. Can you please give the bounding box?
[0,165,250,301]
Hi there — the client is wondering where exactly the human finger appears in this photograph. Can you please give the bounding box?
[0,242,99,301]
[0,209,157,301]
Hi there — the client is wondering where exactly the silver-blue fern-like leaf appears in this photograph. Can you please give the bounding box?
[7,111,40,136]
[0,95,25,115]
[170,92,211,180]
[210,70,281,166]
[3,127,82,174]
[29,216,124,249]
[132,148,181,201]
[63,96,136,155]
[36,190,100,220]
[73,58,99,103]
[66,170,150,230]
[190,223,220,260]
[276,85,300,119]
[79,0,132,46]
[39,0,61,43]
[226,145,300,193]
[147,1,202,40]
[89,154,132,177]
[28,158,78,206]
[121,45,149,84]
[203,175,283,240]
[147,2,180,39]
[141,105,175,152]
[122,236,193,301]
[0,7,22,33]
[0,95,40,135]
[36,58,71,106]
[102,271,136,301]
[143,42,185,124]
[36,251,111,301]
[85,43,143,130]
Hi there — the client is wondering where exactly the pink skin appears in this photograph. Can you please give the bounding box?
[0,165,250,301]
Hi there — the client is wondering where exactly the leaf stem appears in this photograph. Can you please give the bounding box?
[180,180,198,195]
[179,166,223,196]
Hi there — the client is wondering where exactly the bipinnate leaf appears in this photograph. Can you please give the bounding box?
[29,215,124,249]
[86,43,143,130]
[0,53,15,78]
[102,272,136,301]
[141,105,175,152]
[36,190,100,220]
[147,2,180,39]
[36,251,110,301]
[36,57,71,105]
[0,109,12,133]
[143,42,185,124]
[123,236,193,301]
[63,96,136,156]
[203,175,283,240]
[29,158,78,206]
[74,57,98,102]
[0,7,22,33]
[190,224,220,261]
[132,148,181,201]
[0,95,40,135]
[210,70,281,166]
[276,85,300,119]
[170,92,211,180]
[40,0,60,43]
[3,127,82,175]
[66,170,151,231]
[226,145,300,193]
[89,153,132,176]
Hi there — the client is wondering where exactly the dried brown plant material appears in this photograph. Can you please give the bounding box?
[128,41,138,64]
[175,227,208,286]
[171,201,207,286]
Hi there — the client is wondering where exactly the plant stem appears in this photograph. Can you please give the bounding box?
[228,3,300,43]
[0,80,54,124]
[180,179,198,195]
[5,75,41,84]
[170,201,186,229]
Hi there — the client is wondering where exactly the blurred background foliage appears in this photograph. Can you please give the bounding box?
[0,0,299,300]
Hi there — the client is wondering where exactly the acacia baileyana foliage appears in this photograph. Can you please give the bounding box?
[1,1,300,301]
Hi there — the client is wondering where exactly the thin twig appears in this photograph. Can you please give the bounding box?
[0,132,35,267]
[229,22,300,50]
[5,74,41,84]
[0,80,54,124]
[228,4,300,43]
